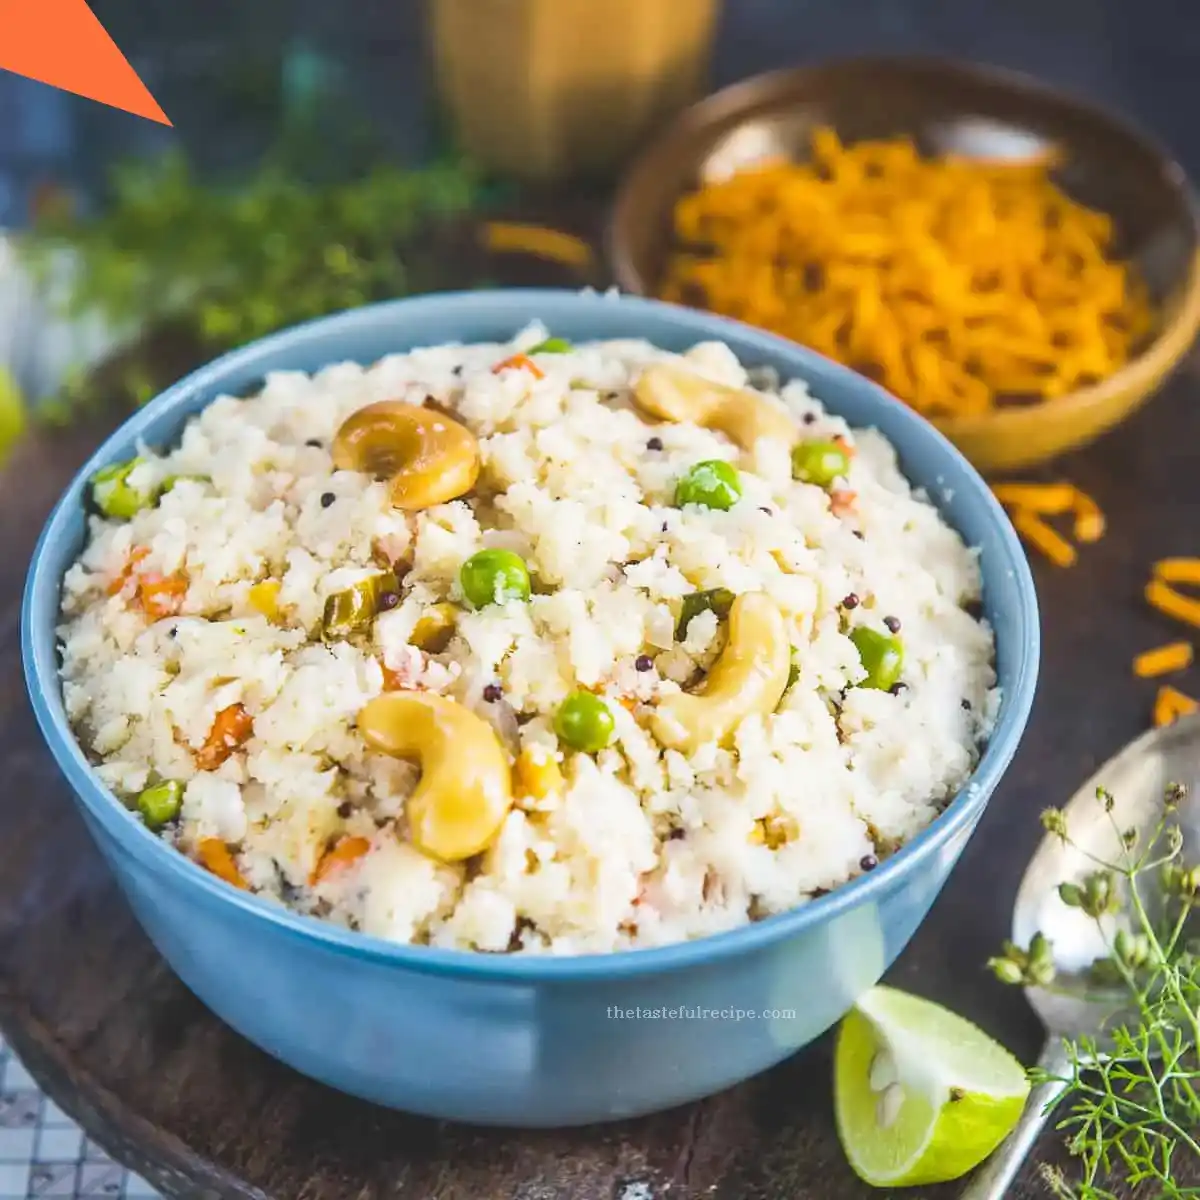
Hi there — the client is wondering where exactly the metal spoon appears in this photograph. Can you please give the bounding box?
[961,713,1200,1199]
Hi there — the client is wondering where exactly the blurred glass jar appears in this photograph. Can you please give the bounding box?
[429,0,720,183]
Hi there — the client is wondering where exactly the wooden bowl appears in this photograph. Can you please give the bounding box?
[609,56,1200,474]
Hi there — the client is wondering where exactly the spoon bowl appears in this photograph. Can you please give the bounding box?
[962,715,1200,1198]
[1015,713,1200,1035]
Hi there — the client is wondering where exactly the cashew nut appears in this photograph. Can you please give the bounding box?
[652,592,791,754]
[357,691,513,861]
[332,401,480,510]
[634,363,797,450]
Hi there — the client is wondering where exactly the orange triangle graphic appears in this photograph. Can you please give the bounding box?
[0,0,171,125]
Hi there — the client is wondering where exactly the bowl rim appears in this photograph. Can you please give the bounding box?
[22,288,1040,982]
[608,53,1200,437]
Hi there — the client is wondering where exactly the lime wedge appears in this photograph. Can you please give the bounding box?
[834,985,1030,1188]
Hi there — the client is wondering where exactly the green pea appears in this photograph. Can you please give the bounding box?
[674,460,742,510]
[849,626,904,691]
[676,587,736,640]
[160,473,208,495]
[527,337,572,354]
[554,690,616,753]
[321,570,399,640]
[791,440,851,488]
[91,457,158,519]
[137,780,184,829]
[460,549,532,608]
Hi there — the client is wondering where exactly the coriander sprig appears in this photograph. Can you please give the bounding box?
[990,784,1200,1198]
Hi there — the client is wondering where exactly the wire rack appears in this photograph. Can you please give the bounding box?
[0,1037,161,1200]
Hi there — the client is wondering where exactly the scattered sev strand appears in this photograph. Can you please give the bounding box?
[1140,560,1200,728]
[1152,557,1200,585]
[1070,491,1105,543]
[1145,577,1200,629]
[990,483,1077,514]
[1153,684,1198,728]
[1009,508,1076,567]
[992,481,1104,566]
[481,222,595,272]
[1133,641,1194,678]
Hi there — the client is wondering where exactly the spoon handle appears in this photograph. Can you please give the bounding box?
[958,1038,1072,1200]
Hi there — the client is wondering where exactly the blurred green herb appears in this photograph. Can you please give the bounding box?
[22,150,480,418]
[0,367,26,463]
[989,784,1200,1198]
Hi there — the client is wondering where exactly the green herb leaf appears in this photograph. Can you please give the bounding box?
[20,151,481,423]
[993,782,1200,1198]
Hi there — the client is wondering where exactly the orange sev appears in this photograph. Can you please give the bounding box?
[661,126,1155,418]
[990,483,1078,514]
[1132,641,1193,678]
[481,222,595,272]
[1152,557,1200,584]
[1070,490,1106,543]
[1009,509,1077,568]
[992,481,1104,565]
[1145,578,1200,630]
[1153,685,1198,728]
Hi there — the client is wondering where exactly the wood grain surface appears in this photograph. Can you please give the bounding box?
[2,343,1199,1198]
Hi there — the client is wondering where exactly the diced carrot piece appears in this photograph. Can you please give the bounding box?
[195,703,254,771]
[310,835,372,885]
[830,489,857,517]
[137,572,188,619]
[198,839,247,889]
[492,354,545,380]
[107,546,149,595]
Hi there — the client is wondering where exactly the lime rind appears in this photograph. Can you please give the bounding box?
[834,986,1030,1188]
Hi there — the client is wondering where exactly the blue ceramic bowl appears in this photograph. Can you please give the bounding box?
[22,291,1039,1127]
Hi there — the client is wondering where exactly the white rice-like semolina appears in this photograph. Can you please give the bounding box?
[57,324,999,954]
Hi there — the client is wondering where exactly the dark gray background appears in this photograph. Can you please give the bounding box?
[1,0,1198,220]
